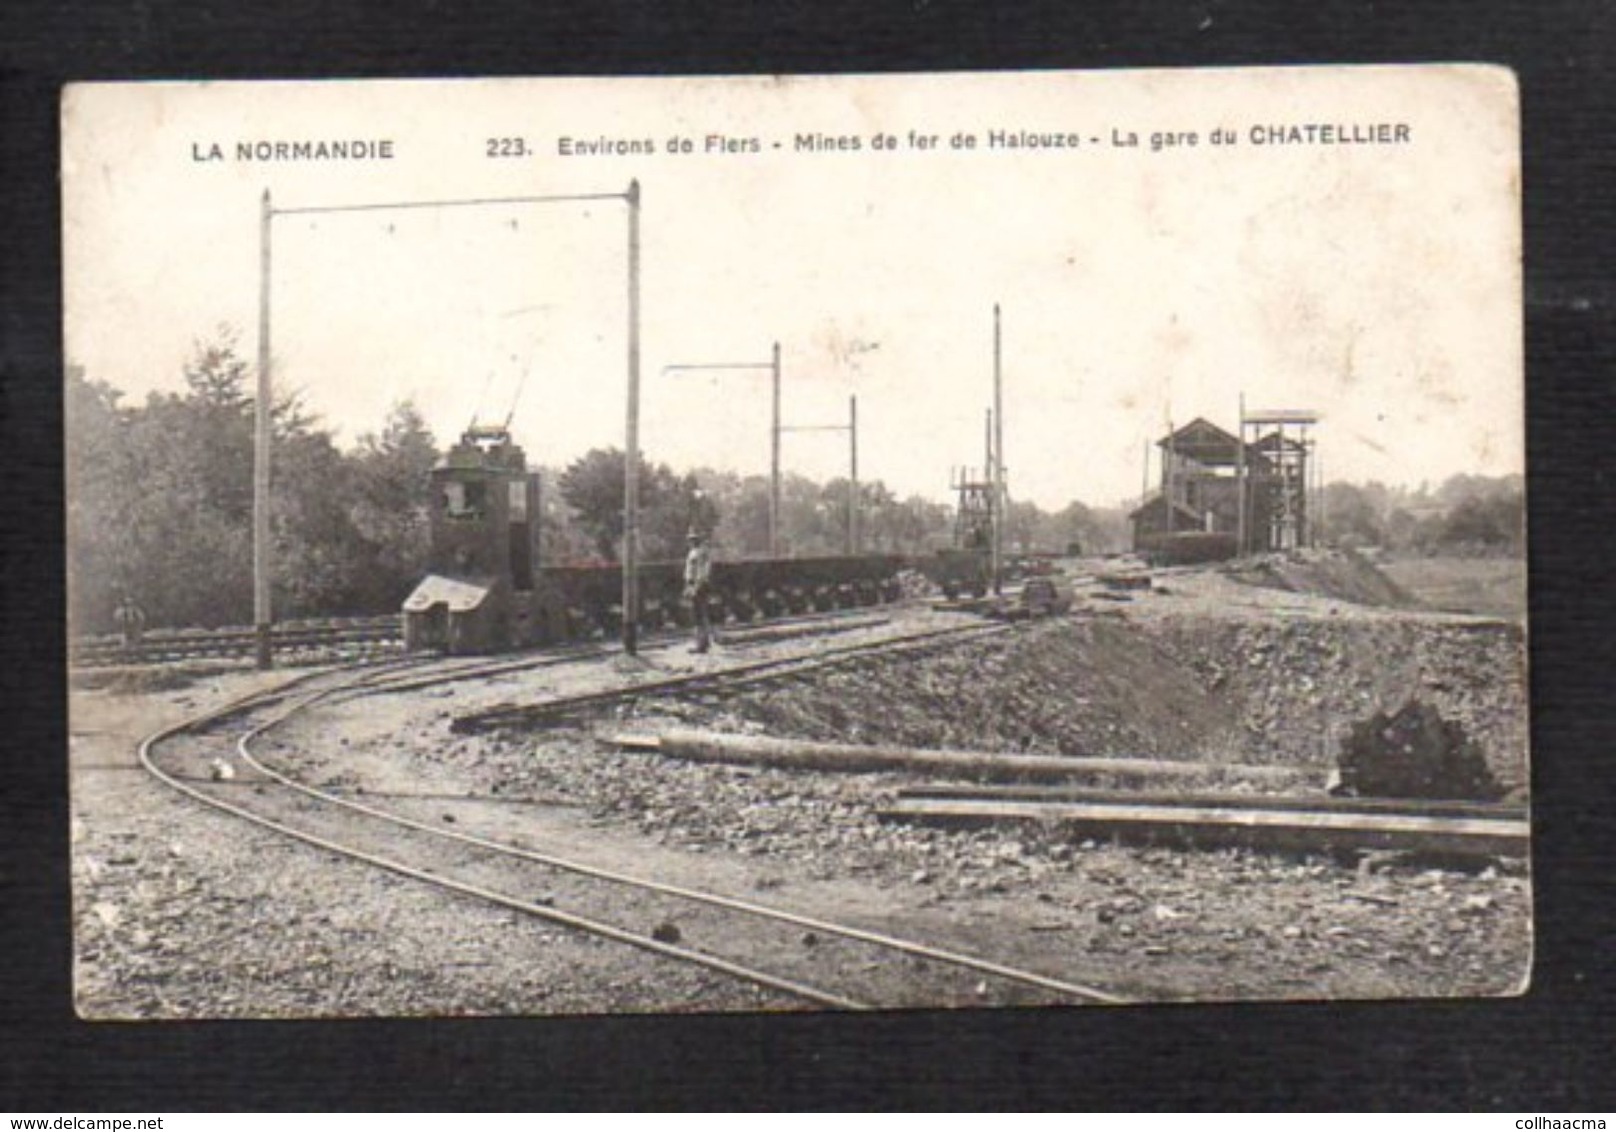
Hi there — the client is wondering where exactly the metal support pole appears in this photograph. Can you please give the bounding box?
[623,179,641,655]
[985,409,994,478]
[1313,441,1322,548]
[253,189,274,669]
[770,341,781,558]
[1236,394,1247,557]
[245,183,623,659]
[1165,415,1175,538]
[991,303,1003,594]
[1277,420,1287,549]
[848,395,858,555]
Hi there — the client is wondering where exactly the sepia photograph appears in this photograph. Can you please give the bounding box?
[62,65,1529,1018]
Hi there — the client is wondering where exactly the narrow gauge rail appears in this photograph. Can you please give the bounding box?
[72,616,401,668]
[452,619,1016,734]
[140,658,1127,1011]
[345,603,910,703]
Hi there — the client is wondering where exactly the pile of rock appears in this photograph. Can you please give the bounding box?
[1335,698,1505,800]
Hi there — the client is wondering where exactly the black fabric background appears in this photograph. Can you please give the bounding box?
[2,1,1612,1111]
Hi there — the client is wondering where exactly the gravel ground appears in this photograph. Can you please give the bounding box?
[70,675,786,1018]
[70,553,1534,1016]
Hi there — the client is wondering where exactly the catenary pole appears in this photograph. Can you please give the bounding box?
[771,341,781,558]
[251,185,627,660]
[848,395,858,554]
[992,303,1004,594]
[661,351,780,555]
[254,189,274,669]
[623,179,642,655]
[1236,393,1247,557]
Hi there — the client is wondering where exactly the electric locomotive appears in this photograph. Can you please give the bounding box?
[402,426,908,654]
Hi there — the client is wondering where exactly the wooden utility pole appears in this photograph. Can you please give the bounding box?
[985,408,994,479]
[1314,443,1325,548]
[770,341,781,558]
[623,179,642,654]
[992,303,1004,594]
[1236,393,1247,557]
[254,189,274,669]
[848,395,859,554]
[1165,415,1175,538]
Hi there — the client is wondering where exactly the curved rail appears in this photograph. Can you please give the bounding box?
[237,679,1126,1005]
[139,672,869,1010]
[344,602,922,702]
[452,619,1016,734]
[137,638,1127,1009]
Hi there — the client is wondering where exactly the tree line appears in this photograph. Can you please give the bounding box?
[67,330,442,635]
[1317,476,1525,556]
[69,331,1128,635]
[68,332,1522,636]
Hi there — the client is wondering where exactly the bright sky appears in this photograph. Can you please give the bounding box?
[62,67,1521,509]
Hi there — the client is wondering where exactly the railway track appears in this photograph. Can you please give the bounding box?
[139,649,1127,1012]
[342,604,912,702]
[452,618,1016,733]
[72,616,402,668]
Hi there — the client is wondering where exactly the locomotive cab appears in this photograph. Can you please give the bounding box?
[402,425,552,653]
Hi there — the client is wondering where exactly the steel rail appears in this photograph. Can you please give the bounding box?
[72,622,403,668]
[138,621,1125,1009]
[237,682,1127,1006]
[452,620,1015,733]
[344,602,916,701]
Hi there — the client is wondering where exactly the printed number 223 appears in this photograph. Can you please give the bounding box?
[487,138,528,158]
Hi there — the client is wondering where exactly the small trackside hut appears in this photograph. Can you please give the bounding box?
[402,425,550,653]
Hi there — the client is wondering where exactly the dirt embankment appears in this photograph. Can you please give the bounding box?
[1144,616,1527,792]
[641,618,1248,764]
[1219,548,1422,608]
[1375,555,1528,620]
[632,603,1526,796]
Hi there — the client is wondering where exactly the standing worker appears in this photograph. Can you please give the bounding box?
[114,591,146,649]
[684,530,713,653]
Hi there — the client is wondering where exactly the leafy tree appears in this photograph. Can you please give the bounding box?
[773,474,836,557]
[557,448,712,562]
[347,402,440,609]
[1320,482,1386,548]
[714,474,773,557]
[67,332,452,632]
[1439,492,1524,553]
[889,494,952,553]
[65,367,141,633]
[816,478,861,554]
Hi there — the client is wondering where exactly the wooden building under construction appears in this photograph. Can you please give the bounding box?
[1130,411,1318,564]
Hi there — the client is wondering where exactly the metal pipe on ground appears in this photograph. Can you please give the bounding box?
[897,782,1527,822]
[879,797,1528,860]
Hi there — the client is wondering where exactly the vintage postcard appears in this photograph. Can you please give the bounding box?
[63,66,1526,1017]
